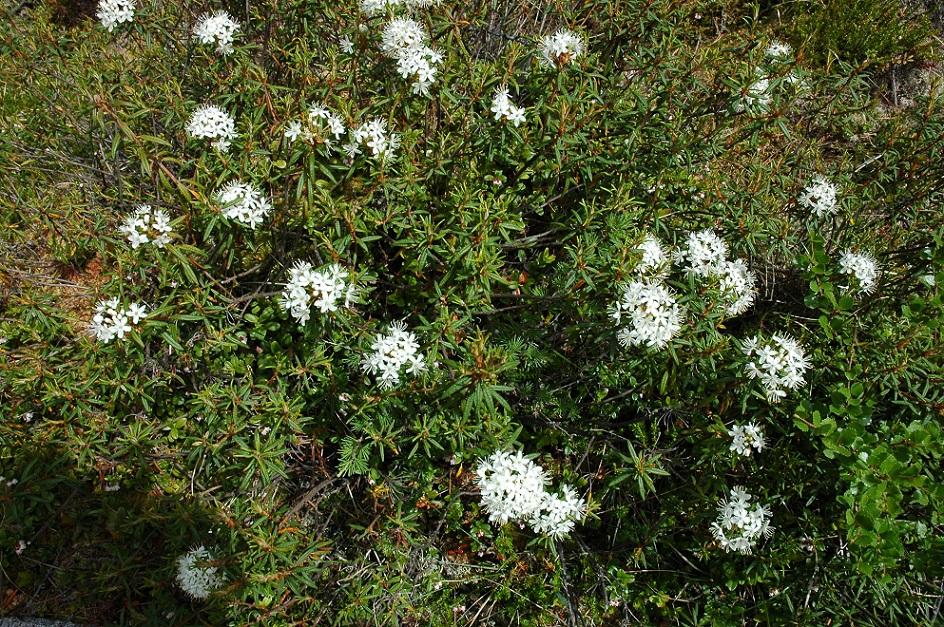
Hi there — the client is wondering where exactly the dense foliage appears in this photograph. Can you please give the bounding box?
[1,0,942,624]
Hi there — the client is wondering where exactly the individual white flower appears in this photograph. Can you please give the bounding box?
[611,281,684,350]
[284,120,303,142]
[361,321,426,388]
[213,181,271,229]
[742,333,810,403]
[717,258,756,316]
[538,28,585,68]
[839,250,880,295]
[710,487,774,554]
[490,86,527,127]
[349,117,400,160]
[380,18,441,95]
[97,0,134,32]
[118,204,173,249]
[675,229,728,277]
[339,36,354,54]
[280,262,353,324]
[634,233,671,278]
[175,546,222,600]
[799,175,838,218]
[187,104,237,152]
[126,302,148,324]
[90,298,147,343]
[193,11,240,56]
[765,40,793,60]
[727,422,766,456]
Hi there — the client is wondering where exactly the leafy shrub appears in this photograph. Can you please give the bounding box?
[1,0,942,625]
[790,0,936,67]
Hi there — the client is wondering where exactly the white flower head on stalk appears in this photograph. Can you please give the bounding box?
[380,18,442,96]
[727,423,766,456]
[611,280,684,350]
[187,104,237,152]
[799,175,838,218]
[717,258,757,316]
[736,74,772,113]
[742,334,810,403]
[839,250,880,295]
[119,204,172,249]
[538,28,586,68]
[360,0,401,13]
[529,485,586,539]
[90,298,147,343]
[710,487,774,554]
[634,233,671,278]
[175,546,222,600]
[676,229,728,277]
[475,450,550,526]
[193,11,240,56]
[347,117,400,161]
[476,450,584,538]
[765,40,793,61]
[491,86,527,127]
[361,321,426,388]
[214,181,271,229]
[97,0,134,32]
[280,262,355,325]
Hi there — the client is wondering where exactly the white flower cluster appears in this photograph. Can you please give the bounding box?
[361,321,427,388]
[187,104,237,152]
[90,298,147,343]
[676,229,729,277]
[710,487,774,554]
[839,250,880,295]
[193,11,240,56]
[280,262,355,325]
[743,334,810,402]
[538,28,586,68]
[676,230,756,316]
[731,62,779,113]
[285,104,347,147]
[97,0,134,32]
[286,107,399,161]
[345,118,401,160]
[716,259,757,316]
[799,175,838,217]
[611,281,683,350]
[491,86,526,127]
[475,450,586,539]
[739,75,772,113]
[727,422,766,456]
[214,181,271,229]
[118,204,172,249]
[765,40,793,60]
[635,233,671,278]
[380,18,443,96]
[175,546,222,600]
[360,0,439,15]
[308,105,346,143]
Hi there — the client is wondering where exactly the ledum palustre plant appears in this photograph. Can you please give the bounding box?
[1,0,942,624]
